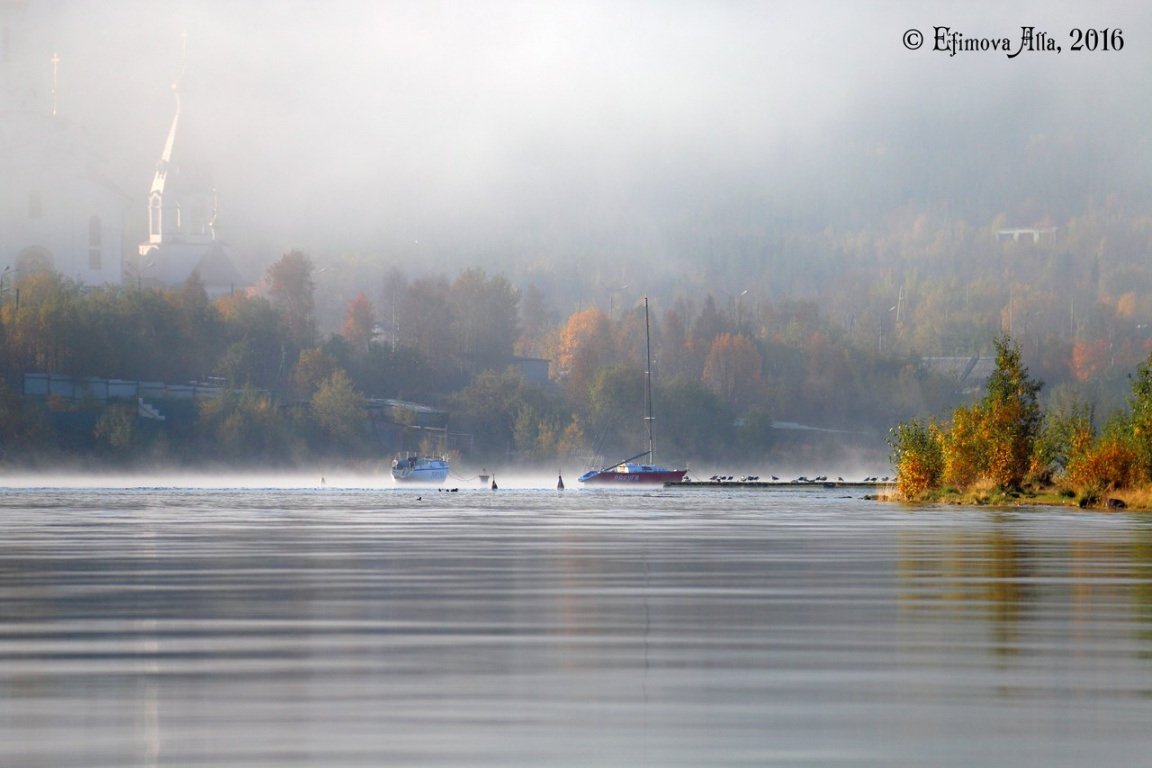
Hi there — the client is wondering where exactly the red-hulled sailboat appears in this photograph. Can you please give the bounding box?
[578,297,687,486]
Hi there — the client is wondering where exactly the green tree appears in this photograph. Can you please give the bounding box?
[736,406,775,455]
[214,292,284,388]
[1128,351,1152,481]
[292,348,339,400]
[586,365,645,456]
[451,369,527,457]
[657,375,734,462]
[310,369,367,449]
[399,275,453,361]
[450,268,520,372]
[1031,396,1094,483]
[94,404,139,456]
[517,282,556,358]
[0,380,53,459]
[198,389,299,461]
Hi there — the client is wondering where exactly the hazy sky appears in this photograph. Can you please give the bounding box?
[20,0,1152,275]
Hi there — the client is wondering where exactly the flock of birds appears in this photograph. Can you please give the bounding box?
[705,475,891,484]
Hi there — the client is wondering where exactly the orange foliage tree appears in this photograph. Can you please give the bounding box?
[1071,339,1109,382]
[702,333,764,411]
[889,417,943,501]
[341,292,376,351]
[941,403,984,488]
[557,307,615,402]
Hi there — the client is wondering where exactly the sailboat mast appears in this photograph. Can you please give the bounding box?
[644,296,654,465]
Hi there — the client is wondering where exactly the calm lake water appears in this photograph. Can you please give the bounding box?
[1,481,1151,766]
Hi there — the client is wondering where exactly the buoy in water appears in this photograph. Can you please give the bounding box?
[491,476,498,490]
[557,474,565,490]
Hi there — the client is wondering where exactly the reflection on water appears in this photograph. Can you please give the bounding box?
[0,487,1151,766]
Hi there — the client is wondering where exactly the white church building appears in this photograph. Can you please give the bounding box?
[0,0,244,296]
[0,0,127,286]
[136,63,245,297]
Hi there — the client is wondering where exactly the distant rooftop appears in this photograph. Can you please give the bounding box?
[996,227,1057,244]
[922,355,997,393]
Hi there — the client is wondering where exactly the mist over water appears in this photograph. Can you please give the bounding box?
[0,464,894,490]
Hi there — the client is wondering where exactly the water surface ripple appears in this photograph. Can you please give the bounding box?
[1,485,1150,766]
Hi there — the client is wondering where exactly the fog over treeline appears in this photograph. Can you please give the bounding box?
[18,0,1152,301]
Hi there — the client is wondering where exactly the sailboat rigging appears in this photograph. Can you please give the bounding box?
[578,297,688,485]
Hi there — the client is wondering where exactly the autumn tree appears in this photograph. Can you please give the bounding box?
[889,417,944,501]
[941,403,984,488]
[557,306,615,403]
[265,250,317,353]
[341,292,376,352]
[980,334,1042,488]
[702,333,764,412]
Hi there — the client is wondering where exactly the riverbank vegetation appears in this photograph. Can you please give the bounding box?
[889,334,1152,509]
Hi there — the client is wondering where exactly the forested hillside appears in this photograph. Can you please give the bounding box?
[4,190,1152,473]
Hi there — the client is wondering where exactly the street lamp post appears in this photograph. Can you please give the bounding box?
[735,289,748,327]
[608,284,630,320]
[879,305,896,353]
[720,288,749,328]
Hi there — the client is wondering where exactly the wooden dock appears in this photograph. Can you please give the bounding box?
[667,480,892,490]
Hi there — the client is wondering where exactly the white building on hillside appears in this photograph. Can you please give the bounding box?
[0,0,128,285]
[0,1,244,297]
[136,60,245,297]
